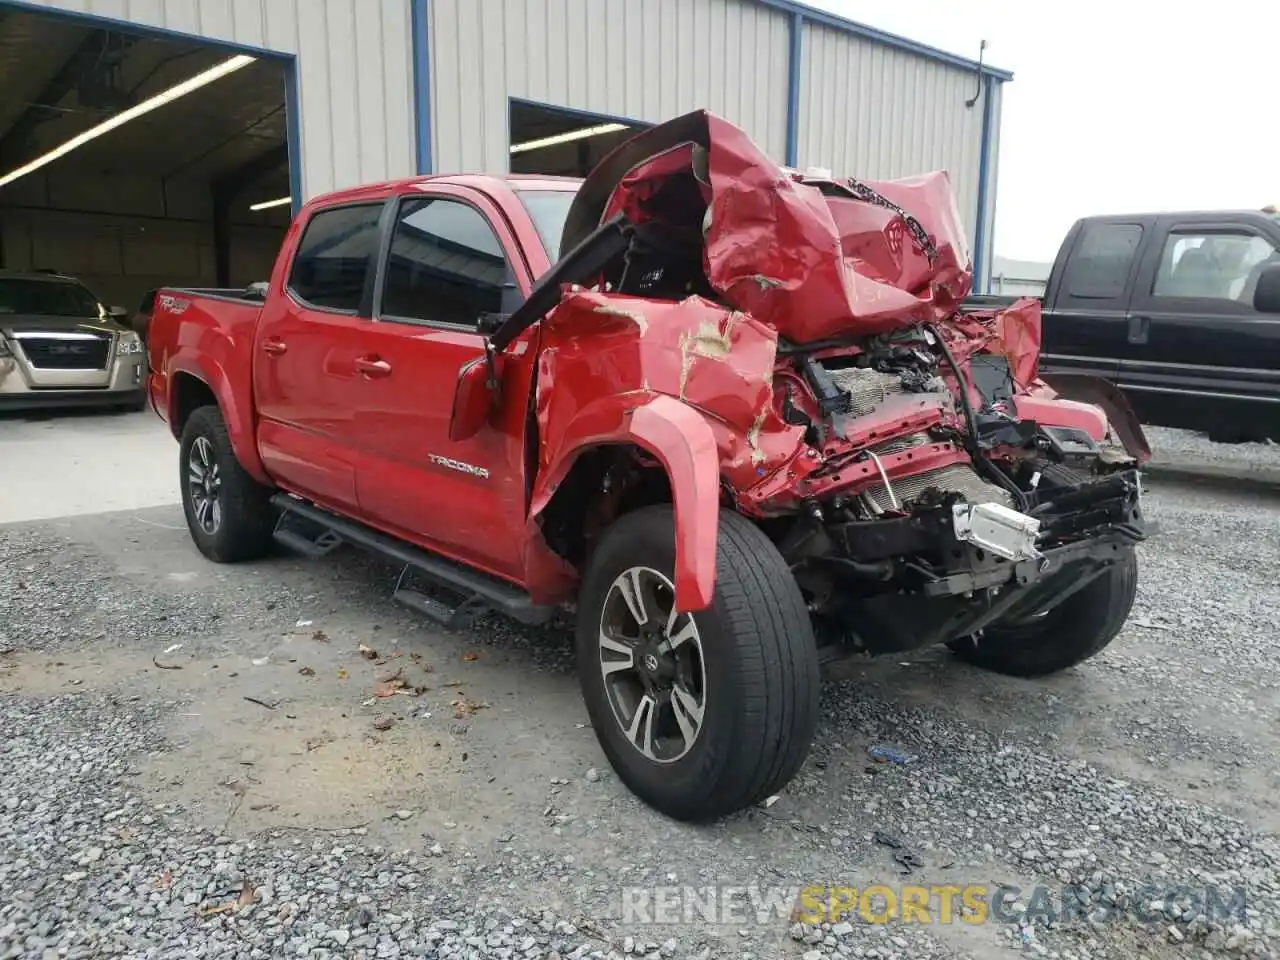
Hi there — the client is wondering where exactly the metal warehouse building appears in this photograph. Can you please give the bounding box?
[0,0,1010,308]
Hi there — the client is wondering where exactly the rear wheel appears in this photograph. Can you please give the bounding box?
[179,405,276,562]
[576,505,821,822]
[948,548,1138,677]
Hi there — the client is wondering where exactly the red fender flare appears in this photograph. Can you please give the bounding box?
[531,393,720,612]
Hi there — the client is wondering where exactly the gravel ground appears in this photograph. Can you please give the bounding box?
[1145,427,1280,471]
[2,471,1279,960]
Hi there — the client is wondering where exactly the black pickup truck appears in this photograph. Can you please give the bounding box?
[967,210,1280,442]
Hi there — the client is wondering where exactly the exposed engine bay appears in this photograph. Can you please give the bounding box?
[762,329,1147,656]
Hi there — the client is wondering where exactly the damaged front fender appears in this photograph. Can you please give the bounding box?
[530,392,720,613]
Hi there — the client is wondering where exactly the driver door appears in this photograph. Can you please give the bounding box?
[350,185,539,582]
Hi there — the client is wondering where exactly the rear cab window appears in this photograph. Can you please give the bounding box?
[287,203,384,313]
[1060,222,1144,303]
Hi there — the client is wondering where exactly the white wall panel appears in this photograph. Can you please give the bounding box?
[797,20,987,254]
[429,0,792,174]
[19,0,418,199]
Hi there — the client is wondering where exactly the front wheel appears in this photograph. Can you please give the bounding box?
[576,505,821,822]
[948,548,1138,677]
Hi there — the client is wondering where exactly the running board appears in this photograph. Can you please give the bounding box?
[270,494,555,627]
[273,511,344,558]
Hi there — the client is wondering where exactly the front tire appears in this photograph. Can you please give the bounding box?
[575,505,821,822]
[179,405,276,562]
[948,548,1138,677]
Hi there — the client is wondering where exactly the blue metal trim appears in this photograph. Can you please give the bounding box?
[972,75,995,293]
[410,0,433,174]
[754,0,1012,81]
[283,60,304,217]
[785,12,803,167]
[0,0,288,58]
[508,97,651,132]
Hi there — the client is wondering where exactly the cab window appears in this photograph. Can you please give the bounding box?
[380,197,511,327]
[287,203,383,312]
[1152,231,1278,304]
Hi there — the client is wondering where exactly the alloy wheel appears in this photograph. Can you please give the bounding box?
[187,435,223,535]
[598,565,707,763]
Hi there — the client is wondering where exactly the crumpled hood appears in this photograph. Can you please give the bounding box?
[559,109,972,343]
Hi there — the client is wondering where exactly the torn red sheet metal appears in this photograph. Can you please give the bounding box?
[532,289,806,497]
[945,297,1043,390]
[590,111,972,343]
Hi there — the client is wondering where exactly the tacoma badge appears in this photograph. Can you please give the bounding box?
[428,454,489,480]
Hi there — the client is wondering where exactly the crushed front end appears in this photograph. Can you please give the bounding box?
[533,109,1150,657]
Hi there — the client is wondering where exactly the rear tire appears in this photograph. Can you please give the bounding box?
[948,548,1138,677]
[179,404,276,562]
[576,505,821,822]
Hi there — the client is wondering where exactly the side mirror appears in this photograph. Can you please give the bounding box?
[449,352,505,442]
[500,280,524,314]
[107,305,129,319]
[1254,263,1280,314]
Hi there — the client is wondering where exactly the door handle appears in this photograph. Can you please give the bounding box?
[354,355,392,378]
[262,338,287,356]
[1127,315,1150,345]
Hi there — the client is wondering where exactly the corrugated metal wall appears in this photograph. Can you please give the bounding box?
[796,19,988,253]
[17,0,418,198]
[429,0,792,174]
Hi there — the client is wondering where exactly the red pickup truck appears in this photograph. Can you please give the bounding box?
[148,111,1150,822]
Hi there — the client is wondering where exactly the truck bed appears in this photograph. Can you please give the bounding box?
[146,286,266,433]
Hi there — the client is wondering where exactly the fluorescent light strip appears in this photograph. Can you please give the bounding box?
[0,54,257,189]
[509,122,629,155]
[249,195,292,211]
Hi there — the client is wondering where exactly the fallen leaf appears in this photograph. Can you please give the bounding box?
[298,666,315,677]
[237,879,256,908]
[358,644,378,660]
[372,717,396,732]
[197,903,236,918]
[337,669,348,680]
[450,693,489,716]
[462,652,480,662]
[374,680,405,698]
[312,630,329,642]
[154,869,173,890]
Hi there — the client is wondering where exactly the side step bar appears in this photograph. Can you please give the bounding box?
[270,494,555,627]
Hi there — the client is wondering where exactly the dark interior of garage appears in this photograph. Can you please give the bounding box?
[0,5,291,316]
[508,99,647,178]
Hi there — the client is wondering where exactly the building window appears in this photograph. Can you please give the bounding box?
[287,203,383,312]
[1064,223,1143,300]
[1153,232,1278,303]
[380,198,510,327]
